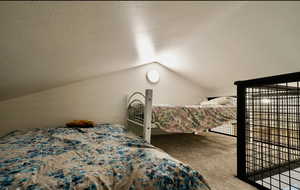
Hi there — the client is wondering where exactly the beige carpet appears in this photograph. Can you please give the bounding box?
[151,132,257,190]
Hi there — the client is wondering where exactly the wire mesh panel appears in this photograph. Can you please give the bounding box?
[236,73,300,190]
[209,122,237,137]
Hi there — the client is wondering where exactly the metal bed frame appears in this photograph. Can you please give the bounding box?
[235,72,300,190]
[127,89,237,144]
[127,89,208,144]
[127,89,153,143]
[127,88,208,144]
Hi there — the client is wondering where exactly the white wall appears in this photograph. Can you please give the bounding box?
[208,86,237,97]
[0,63,208,136]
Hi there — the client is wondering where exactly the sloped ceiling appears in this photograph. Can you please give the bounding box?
[0,2,300,101]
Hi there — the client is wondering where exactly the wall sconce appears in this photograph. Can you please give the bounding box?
[146,70,160,84]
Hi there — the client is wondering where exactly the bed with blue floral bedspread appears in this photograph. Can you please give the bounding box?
[0,124,210,190]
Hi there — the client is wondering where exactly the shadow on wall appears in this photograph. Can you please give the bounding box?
[0,62,207,136]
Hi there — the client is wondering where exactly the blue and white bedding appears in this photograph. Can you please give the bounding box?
[0,124,210,190]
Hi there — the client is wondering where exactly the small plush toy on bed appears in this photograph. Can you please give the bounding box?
[66,120,95,128]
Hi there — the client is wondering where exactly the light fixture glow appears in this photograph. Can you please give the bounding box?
[146,70,160,84]
[135,33,155,63]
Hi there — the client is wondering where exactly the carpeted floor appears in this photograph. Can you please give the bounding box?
[151,132,257,190]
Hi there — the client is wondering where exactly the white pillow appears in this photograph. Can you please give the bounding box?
[201,97,236,106]
[198,97,208,104]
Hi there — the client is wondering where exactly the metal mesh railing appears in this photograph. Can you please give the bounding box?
[236,73,300,190]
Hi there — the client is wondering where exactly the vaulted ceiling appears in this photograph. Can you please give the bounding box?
[1,2,300,101]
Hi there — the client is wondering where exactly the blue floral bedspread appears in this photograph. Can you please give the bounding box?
[0,124,210,190]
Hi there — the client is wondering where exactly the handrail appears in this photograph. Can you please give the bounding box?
[234,72,300,87]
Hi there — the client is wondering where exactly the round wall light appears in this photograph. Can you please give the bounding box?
[146,70,160,84]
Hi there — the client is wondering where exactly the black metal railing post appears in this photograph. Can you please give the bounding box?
[236,84,247,180]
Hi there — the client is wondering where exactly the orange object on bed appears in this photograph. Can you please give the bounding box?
[66,120,95,128]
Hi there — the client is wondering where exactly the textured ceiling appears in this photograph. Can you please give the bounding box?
[0,2,300,101]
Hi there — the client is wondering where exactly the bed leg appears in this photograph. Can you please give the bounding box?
[144,89,153,143]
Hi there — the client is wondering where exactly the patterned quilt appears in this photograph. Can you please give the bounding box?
[128,104,236,134]
[152,105,236,134]
[0,124,210,190]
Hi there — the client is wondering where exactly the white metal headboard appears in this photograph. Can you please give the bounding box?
[127,89,153,143]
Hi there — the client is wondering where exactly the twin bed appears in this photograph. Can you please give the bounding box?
[127,89,237,143]
[0,124,210,190]
[0,89,237,190]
